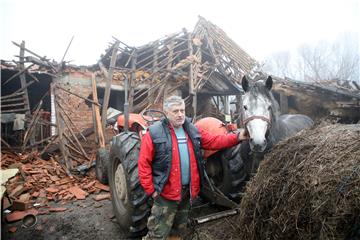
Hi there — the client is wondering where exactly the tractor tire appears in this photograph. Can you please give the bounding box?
[220,143,249,200]
[108,132,150,238]
[202,143,248,203]
[95,148,109,184]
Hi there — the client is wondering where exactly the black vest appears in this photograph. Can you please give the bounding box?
[148,117,205,193]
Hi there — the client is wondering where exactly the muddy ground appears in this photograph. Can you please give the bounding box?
[1,196,125,240]
[1,195,220,240]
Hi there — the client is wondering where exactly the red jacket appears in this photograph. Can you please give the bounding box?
[138,125,239,201]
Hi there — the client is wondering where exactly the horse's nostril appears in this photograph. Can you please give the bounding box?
[250,138,253,143]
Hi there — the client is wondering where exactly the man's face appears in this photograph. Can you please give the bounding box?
[165,102,185,128]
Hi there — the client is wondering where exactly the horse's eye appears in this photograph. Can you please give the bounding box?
[243,105,248,110]
[268,106,272,111]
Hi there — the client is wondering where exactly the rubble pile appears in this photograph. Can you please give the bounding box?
[1,150,111,222]
[194,124,360,240]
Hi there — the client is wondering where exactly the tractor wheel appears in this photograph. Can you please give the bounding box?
[95,148,109,184]
[108,132,150,238]
[220,143,249,200]
[202,143,248,202]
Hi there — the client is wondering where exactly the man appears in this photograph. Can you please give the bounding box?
[138,96,248,240]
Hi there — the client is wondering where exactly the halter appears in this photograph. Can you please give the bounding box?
[241,115,271,128]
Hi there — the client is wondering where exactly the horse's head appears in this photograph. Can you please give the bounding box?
[241,75,277,152]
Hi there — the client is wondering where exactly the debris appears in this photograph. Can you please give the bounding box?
[67,186,87,200]
[45,187,59,193]
[48,207,67,212]
[6,209,38,222]
[12,200,29,211]
[94,182,110,192]
[22,214,37,228]
[93,193,110,201]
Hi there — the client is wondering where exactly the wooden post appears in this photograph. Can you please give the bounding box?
[19,41,34,146]
[188,32,194,95]
[149,41,158,106]
[101,41,119,135]
[129,50,137,112]
[91,74,105,148]
[187,31,197,119]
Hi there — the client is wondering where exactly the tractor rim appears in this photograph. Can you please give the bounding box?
[115,162,128,205]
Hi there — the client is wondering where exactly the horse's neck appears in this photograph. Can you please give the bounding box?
[268,117,284,146]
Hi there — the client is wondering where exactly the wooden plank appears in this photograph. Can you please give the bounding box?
[1,96,25,104]
[1,92,25,100]
[91,74,105,148]
[1,102,26,108]
[1,108,29,113]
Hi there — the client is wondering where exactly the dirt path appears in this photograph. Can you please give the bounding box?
[2,195,221,240]
[2,195,128,240]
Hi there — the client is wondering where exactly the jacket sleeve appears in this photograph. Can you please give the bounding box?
[198,127,239,150]
[138,131,155,196]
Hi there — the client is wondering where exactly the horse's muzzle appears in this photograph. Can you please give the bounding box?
[249,138,267,152]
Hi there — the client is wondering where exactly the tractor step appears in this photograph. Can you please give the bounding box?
[190,208,240,225]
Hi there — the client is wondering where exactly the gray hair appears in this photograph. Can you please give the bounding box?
[163,95,184,111]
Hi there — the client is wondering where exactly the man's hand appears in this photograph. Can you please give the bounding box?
[237,129,249,141]
[151,191,159,199]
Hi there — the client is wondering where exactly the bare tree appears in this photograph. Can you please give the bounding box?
[264,32,360,83]
[263,51,293,79]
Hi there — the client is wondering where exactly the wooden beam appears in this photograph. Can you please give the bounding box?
[101,41,119,135]
[1,92,25,100]
[91,74,105,148]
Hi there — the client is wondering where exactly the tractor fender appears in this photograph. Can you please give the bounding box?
[117,113,149,131]
[195,117,228,158]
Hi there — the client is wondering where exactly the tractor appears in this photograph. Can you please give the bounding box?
[96,109,248,238]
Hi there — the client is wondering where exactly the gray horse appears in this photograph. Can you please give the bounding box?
[241,75,314,152]
[222,75,313,199]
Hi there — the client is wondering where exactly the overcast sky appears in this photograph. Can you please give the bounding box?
[1,0,359,66]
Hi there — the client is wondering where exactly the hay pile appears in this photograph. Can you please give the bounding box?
[193,124,360,240]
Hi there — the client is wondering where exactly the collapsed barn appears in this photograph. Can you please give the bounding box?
[1,16,360,239]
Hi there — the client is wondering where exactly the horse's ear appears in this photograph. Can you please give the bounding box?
[265,76,273,90]
[242,75,249,92]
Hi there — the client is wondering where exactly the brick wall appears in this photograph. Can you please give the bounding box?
[55,72,94,133]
